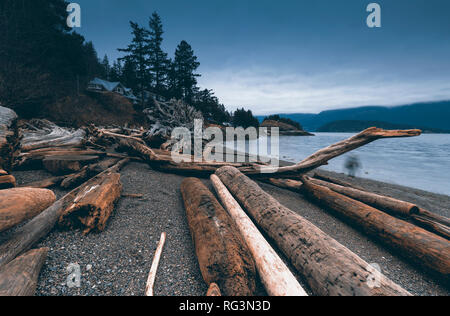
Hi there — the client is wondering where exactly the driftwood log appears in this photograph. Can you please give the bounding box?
[206,283,222,296]
[60,158,119,189]
[145,232,167,296]
[211,174,308,296]
[58,170,123,235]
[0,248,48,296]
[20,176,66,189]
[0,159,128,269]
[313,172,365,191]
[0,174,16,189]
[119,128,420,180]
[307,177,450,239]
[301,178,450,280]
[0,188,56,233]
[215,166,410,296]
[20,119,85,152]
[181,177,257,296]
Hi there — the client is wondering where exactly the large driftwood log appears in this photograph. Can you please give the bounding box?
[58,171,122,235]
[0,159,129,269]
[20,119,85,152]
[313,172,365,191]
[60,158,119,189]
[211,175,308,296]
[301,178,450,280]
[0,248,48,296]
[181,178,257,296]
[20,176,66,189]
[0,188,56,233]
[215,166,410,296]
[307,177,450,239]
[120,128,420,180]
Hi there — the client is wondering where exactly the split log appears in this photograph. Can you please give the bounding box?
[412,213,450,240]
[211,175,308,296]
[301,178,450,280]
[58,171,122,235]
[0,248,48,296]
[307,177,418,217]
[42,155,99,175]
[206,283,222,296]
[181,178,257,296]
[0,188,56,233]
[215,166,410,296]
[0,159,129,269]
[145,232,167,296]
[0,174,16,189]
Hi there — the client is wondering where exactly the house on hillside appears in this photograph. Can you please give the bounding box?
[87,78,138,103]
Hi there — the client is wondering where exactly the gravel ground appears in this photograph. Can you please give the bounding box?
[5,163,450,296]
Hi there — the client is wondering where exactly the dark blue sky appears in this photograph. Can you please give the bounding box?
[76,0,450,114]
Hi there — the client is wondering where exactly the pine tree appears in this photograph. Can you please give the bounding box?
[172,40,200,104]
[147,12,170,96]
[101,55,111,80]
[118,22,150,108]
[109,60,123,82]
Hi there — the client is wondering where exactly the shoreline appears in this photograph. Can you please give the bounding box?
[3,162,449,296]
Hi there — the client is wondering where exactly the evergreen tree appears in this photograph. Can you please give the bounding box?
[147,12,170,95]
[101,55,111,80]
[172,41,200,104]
[109,60,123,82]
[118,22,150,107]
[233,108,260,128]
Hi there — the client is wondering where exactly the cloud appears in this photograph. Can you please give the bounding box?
[198,67,450,115]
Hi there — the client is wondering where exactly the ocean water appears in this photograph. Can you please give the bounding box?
[275,133,450,196]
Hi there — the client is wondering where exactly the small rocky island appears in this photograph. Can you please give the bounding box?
[261,115,314,136]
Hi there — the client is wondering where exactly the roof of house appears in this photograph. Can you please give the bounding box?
[89,78,124,92]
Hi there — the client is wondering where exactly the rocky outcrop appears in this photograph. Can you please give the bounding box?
[261,120,314,136]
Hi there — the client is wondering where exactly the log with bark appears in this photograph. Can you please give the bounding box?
[0,188,56,233]
[301,178,450,280]
[313,172,365,191]
[181,177,257,296]
[215,166,411,296]
[306,177,450,239]
[58,170,123,235]
[60,158,119,189]
[211,174,308,296]
[0,159,129,269]
[0,248,48,296]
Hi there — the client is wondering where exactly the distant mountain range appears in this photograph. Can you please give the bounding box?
[257,101,450,133]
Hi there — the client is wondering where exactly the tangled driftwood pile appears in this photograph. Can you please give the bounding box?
[0,104,449,296]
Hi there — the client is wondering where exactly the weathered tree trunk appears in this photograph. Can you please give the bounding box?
[301,178,450,280]
[265,178,302,192]
[215,166,411,296]
[0,159,128,269]
[240,128,422,178]
[211,175,308,296]
[20,176,66,189]
[181,177,257,296]
[145,232,166,296]
[0,188,56,233]
[308,177,418,217]
[58,172,122,235]
[0,248,48,296]
[0,174,16,189]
